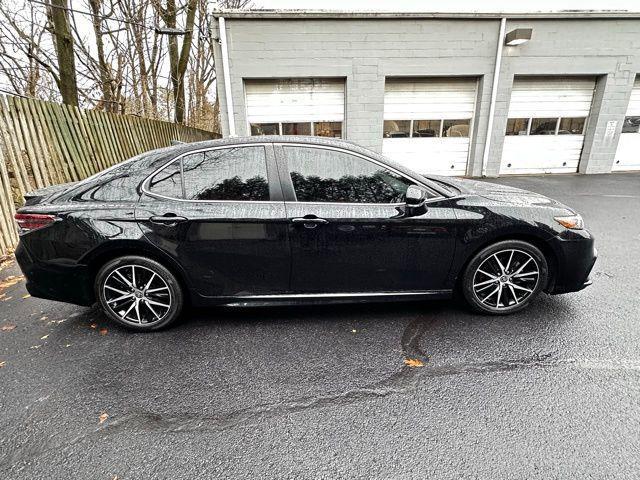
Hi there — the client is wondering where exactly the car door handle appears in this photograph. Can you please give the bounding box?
[149,215,188,226]
[291,216,329,228]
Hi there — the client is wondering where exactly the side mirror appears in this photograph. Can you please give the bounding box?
[405,185,427,207]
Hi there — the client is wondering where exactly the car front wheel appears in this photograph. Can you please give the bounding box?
[95,255,183,331]
[462,240,548,315]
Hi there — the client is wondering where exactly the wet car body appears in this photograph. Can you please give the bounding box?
[15,136,596,310]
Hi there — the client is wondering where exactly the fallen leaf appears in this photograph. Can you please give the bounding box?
[40,316,47,321]
[0,361,5,368]
[22,294,30,299]
[40,334,49,340]
[1,324,16,331]
[0,275,24,290]
[65,344,72,347]
[99,328,108,336]
[404,358,425,368]
[99,413,109,424]
[30,345,41,350]
[1,296,12,302]
[351,329,357,333]
[90,323,97,329]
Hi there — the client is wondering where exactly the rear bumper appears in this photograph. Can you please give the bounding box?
[15,242,94,306]
[546,230,597,295]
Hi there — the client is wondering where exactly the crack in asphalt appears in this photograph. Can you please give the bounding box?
[3,315,640,471]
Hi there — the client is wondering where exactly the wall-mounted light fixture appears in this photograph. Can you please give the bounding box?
[505,28,533,46]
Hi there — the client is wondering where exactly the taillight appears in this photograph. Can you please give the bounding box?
[14,213,58,234]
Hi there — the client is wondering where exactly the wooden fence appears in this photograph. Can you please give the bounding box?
[0,94,218,257]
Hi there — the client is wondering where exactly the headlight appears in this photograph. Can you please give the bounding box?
[554,214,584,230]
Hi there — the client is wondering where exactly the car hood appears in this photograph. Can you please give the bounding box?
[428,175,574,212]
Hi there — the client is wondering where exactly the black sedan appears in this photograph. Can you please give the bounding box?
[14,136,597,331]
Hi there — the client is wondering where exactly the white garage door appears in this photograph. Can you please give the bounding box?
[382,78,477,176]
[613,78,640,171]
[245,78,344,138]
[500,77,596,175]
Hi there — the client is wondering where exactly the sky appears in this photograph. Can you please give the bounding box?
[251,0,640,12]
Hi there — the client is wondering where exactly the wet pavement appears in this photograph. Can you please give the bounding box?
[0,173,639,479]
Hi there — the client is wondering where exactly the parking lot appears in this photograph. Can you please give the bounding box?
[0,173,639,479]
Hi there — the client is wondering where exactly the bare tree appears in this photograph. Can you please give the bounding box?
[47,0,79,105]
[0,0,252,130]
[151,0,197,124]
[0,0,61,98]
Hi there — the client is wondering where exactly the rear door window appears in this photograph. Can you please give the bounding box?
[147,146,270,201]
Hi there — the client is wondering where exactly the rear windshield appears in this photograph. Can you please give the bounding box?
[62,150,172,202]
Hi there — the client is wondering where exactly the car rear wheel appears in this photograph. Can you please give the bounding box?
[95,256,183,331]
[462,240,548,315]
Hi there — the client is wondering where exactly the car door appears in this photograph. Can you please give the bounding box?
[136,143,290,298]
[275,143,457,294]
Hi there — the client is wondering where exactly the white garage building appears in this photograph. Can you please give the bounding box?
[212,10,640,177]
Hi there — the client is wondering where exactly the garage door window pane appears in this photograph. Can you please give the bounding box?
[506,118,529,136]
[383,120,411,138]
[413,120,441,137]
[622,116,640,133]
[285,146,416,204]
[282,122,311,135]
[530,118,559,135]
[558,117,586,135]
[148,160,183,198]
[182,147,269,201]
[313,122,342,138]
[250,123,279,136]
[442,119,470,137]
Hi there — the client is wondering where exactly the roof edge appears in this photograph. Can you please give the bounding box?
[211,9,640,20]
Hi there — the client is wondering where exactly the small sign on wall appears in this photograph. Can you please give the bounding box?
[604,120,618,145]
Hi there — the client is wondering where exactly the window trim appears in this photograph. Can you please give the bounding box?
[275,142,444,206]
[141,143,281,204]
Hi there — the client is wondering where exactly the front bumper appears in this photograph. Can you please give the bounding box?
[15,242,94,306]
[546,229,597,295]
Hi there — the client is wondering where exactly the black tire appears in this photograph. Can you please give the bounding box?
[95,255,183,331]
[461,240,548,315]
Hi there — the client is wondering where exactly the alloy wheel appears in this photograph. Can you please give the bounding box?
[102,264,172,326]
[472,249,540,310]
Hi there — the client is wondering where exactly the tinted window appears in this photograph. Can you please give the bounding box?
[442,119,470,137]
[383,120,411,138]
[182,146,269,201]
[622,116,640,133]
[250,123,279,135]
[313,121,342,138]
[558,117,586,135]
[506,118,529,136]
[413,120,441,137]
[148,159,183,198]
[282,122,311,135]
[285,146,416,204]
[530,118,558,135]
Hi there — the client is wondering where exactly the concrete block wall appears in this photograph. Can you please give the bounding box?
[213,15,640,177]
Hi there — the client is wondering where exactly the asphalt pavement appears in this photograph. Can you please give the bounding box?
[0,173,639,479]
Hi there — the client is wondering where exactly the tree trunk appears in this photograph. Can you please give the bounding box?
[48,0,78,106]
[87,0,116,112]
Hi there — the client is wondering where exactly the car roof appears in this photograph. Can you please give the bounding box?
[172,135,370,154]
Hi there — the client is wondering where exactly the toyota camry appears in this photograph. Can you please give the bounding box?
[14,136,597,331]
